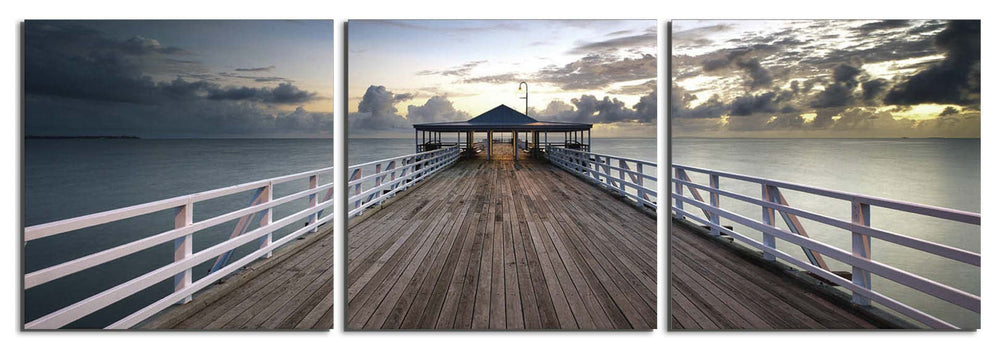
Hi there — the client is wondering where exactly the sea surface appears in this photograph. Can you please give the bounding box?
[23,139,333,328]
[673,138,980,329]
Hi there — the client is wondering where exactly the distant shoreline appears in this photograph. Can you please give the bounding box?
[26,135,141,140]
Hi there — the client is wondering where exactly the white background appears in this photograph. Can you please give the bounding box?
[2,0,995,352]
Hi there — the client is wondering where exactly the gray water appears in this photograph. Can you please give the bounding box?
[672,138,980,329]
[23,139,332,328]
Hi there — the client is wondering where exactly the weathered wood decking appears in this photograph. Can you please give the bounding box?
[670,219,891,330]
[141,225,333,330]
[347,146,657,330]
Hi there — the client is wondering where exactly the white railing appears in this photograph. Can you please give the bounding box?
[670,163,980,329]
[546,147,656,209]
[23,167,335,329]
[347,145,461,218]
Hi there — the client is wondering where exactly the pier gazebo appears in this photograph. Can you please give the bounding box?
[412,104,592,161]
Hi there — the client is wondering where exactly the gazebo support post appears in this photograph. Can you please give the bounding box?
[512,130,518,162]
[487,130,493,161]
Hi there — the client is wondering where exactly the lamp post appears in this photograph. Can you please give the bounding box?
[518,81,528,116]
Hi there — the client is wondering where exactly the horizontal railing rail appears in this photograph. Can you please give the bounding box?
[347,145,461,218]
[547,147,656,209]
[23,166,335,329]
[670,163,981,329]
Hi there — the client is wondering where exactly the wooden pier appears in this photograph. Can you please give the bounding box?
[141,224,333,330]
[670,219,887,330]
[347,145,656,330]
[670,164,981,330]
[23,167,335,330]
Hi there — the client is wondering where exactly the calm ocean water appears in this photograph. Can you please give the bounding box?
[23,139,332,328]
[673,138,980,329]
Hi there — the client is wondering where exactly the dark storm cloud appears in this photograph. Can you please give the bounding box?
[535,89,656,124]
[218,71,292,83]
[119,36,188,55]
[23,21,330,137]
[670,84,728,119]
[852,20,911,35]
[672,20,979,137]
[939,106,960,117]
[862,78,889,101]
[26,94,331,138]
[700,48,774,89]
[810,63,863,108]
[732,91,786,115]
[884,20,980,106]
[235,65,276,72]
[206,82,316,103]
[610,80,656,95]
[671,23,733,51]
[536,53,656,90]
[568,31,656,54]
[393,92,415,102]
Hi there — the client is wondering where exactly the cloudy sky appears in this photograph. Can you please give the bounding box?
[348,20,657,138]
[672,20,979,138]
[25,20,333,138]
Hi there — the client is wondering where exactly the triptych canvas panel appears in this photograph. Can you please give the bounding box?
[18,19,980,331]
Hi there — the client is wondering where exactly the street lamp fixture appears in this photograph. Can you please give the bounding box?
[518,81,528,116]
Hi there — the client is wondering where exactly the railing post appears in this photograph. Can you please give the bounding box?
[173,202,193,304]
[620,160,627,196]
[260,182,273,259]
[374,163,383,203]
[400,157,409,189]
[709,174,720,236]
[385,160,397,198]
[852,199,872,306]
[350,168,362,212]
[673,168,684,218]
[636,163,645,203]
[308,174,318,233]
[761,184,776,261]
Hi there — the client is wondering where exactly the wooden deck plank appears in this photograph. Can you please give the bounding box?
[670,218,886,330]
[348,146,656,330]
[144,226,333,330]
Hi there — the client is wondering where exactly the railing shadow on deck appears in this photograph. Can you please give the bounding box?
[23,167,335,329]
[670,164,980,329]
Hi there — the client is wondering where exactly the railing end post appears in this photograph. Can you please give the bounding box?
[851,199,873,306]
[173,202,194,304]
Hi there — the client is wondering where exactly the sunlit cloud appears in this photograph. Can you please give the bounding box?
[672,20,980,138]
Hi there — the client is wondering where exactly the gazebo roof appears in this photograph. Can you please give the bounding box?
[412,104,592,132]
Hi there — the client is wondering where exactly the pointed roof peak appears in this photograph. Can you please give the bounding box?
[466,104,537,124]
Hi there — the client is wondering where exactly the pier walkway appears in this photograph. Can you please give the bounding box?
[23,166,335,330]
[669,164,980,330]
[670,220,882,330]
[347,146,656,330]
[142,224,333,330]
